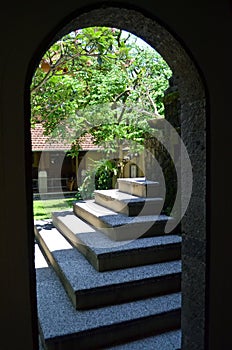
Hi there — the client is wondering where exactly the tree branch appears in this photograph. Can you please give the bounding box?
[114,89,131,102]
[135,108,161,119]
[31,70,53,94]
[145,89,160,116]
[117,103,126,123]
[116,29,122,48]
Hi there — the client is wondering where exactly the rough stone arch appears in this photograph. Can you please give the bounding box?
[34,6,207,349]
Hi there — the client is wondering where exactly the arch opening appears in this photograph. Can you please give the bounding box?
[29,6,207,350]
[31,25,174,210]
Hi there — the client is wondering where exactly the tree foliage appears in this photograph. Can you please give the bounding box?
[30,27,172,154]
[76,159,119,199]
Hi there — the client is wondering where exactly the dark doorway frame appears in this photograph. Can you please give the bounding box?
[27,5,208,349]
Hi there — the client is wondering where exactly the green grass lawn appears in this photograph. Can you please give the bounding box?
[33,197,76,220]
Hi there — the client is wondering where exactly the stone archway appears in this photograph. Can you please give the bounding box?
[34,7,207,349]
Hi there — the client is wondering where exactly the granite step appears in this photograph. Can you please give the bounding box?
[51,211,181,272]
[38,329,182,350]
[117,177,162,198]
[107,329,181,349]
[73,200,176,241]
[94,188,164,216]
[36,265,181,350]
[35,225,181,310]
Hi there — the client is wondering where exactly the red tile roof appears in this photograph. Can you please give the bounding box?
[31,124,99,151]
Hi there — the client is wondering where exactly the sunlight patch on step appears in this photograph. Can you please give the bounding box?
[35,244,48,268]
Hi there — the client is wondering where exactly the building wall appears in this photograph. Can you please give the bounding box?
[123,156,144,178]
[32,150,105,192]
[0,2,231,350]
[77,149,104,185]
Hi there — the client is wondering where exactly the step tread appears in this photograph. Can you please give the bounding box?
[36,265,181,341]
[94,189,164,216]
[36,227,181,293]
[74,200,173,227]
[107,329,181,349]
[117,177,159,185]
[117,177,160,187]
[51,211,181,253]
[38,330,181,350]
[51,212,181,271]
[35,243,49,268]
[94,189,163,204]
[73,200,175,240]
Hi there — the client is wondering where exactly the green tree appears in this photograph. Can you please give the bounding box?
[31,26,172,149]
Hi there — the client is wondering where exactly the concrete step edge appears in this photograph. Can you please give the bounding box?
[106,329,181,349]
[117,177,161,198]
[94,189,164,216]
[35,226,181,310]
[51,211,181,271]
[73,200,176,240]
[36,265,181,350]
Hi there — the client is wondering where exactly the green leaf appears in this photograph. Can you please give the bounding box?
[30,26,172,153]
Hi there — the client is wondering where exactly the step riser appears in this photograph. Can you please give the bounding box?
[97,246,181,272]
[104,329,182,349]
[53,212,181,272]
[117,178,161,198]
[35,226,181,310]
[37,264,181,350]
[36,172,182,350]
[94,192,164,216]
[75,275,181,310]
[43,310,181,350]
[73,204,173,241]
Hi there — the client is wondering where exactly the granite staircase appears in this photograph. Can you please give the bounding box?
[35,177,182,350]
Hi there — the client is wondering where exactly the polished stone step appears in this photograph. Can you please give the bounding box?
[117,177,162,198]
[51,211,181,271]
[73,200,175,241]
[94,189,164,216]
[35,226,181,310]
[36,265,181,350]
